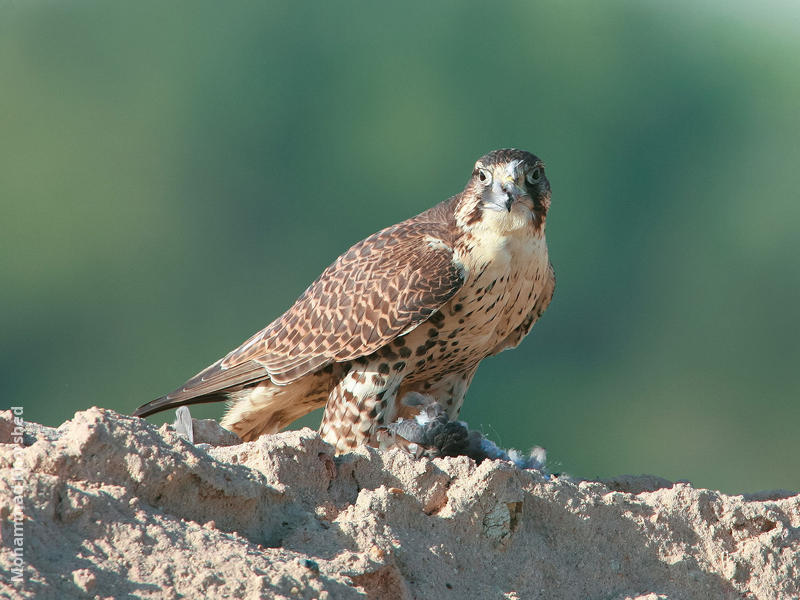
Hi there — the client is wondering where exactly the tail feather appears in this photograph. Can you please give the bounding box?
[133,360,270,418]
[133,391,229,418]
[135,364,333,442]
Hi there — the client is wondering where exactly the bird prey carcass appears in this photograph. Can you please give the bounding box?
[134,149,555,454]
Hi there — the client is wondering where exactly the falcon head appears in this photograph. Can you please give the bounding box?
[457,149,551,234]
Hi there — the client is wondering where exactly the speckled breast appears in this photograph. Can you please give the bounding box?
[398,235,549,382]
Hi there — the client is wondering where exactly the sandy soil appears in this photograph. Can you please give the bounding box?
[0,408,797,599]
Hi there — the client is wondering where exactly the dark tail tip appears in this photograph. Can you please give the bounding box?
[133,396,172,418]
[133,392,228,419]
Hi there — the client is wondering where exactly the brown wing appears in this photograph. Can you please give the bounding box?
[225,220,465,384]
[134,218,464,418]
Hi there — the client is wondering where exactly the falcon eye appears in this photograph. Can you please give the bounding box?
[527,167,542,184]
[478,168,492,185]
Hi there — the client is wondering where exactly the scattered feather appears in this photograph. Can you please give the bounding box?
[173,406,194,444]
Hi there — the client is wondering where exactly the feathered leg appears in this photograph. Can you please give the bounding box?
[319,357,405,453]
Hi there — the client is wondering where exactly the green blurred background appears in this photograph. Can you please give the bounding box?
[2,1,798,493]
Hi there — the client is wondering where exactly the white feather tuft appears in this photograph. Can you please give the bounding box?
[173,406,194,444]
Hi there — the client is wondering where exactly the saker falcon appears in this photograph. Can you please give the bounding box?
[134,149,555,454]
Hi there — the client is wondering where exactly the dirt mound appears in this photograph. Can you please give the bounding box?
[1,408,797,599]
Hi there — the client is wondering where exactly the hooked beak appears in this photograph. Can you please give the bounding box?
[488,173,527,212]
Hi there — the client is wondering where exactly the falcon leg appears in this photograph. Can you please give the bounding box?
[319,357,405,454]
